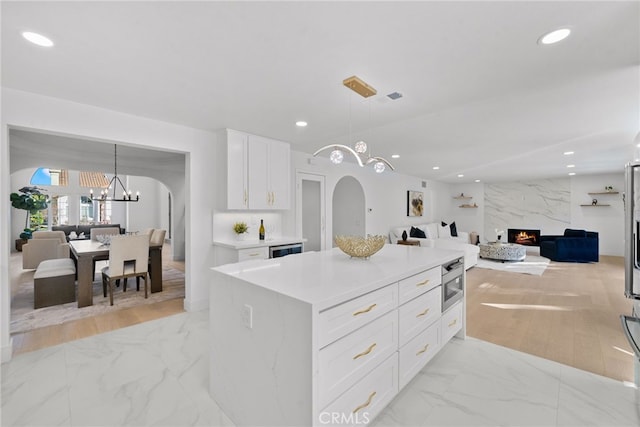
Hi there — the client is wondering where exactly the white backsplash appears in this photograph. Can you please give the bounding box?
[212,211,283,242]
[484,179,571,242]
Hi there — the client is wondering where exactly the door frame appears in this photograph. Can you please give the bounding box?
[295,171,326,251]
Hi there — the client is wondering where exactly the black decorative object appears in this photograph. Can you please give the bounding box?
[402,230,408,241]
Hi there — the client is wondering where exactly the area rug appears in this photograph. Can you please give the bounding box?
[475,254,550,276]
[10,265,185,334]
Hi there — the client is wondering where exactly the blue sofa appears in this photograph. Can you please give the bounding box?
[540,229,599,263]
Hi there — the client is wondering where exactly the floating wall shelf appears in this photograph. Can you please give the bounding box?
[453,196,472,200]
[588,191,619,195]
[580,204,611,207]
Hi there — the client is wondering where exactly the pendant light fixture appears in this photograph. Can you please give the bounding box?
[89,144,140,202]
[313,76,394,173]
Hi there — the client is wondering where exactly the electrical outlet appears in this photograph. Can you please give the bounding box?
[242,304,253,329]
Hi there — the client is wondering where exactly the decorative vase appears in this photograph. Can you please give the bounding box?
[402,230,408,241]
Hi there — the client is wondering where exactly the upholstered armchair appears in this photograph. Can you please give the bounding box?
[22,230,70,269]
[540,229,599,263]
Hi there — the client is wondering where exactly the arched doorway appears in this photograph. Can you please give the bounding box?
[332,176,365,246]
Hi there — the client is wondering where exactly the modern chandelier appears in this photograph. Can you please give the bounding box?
[90,144,140,202]
[313,76,394,173]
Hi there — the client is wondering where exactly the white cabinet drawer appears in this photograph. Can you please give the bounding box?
[318,284,398,348]
[398,286,441,347]
[320,354,398,426]
[398,267,441,305]
[398,321,440,389]
[440,301,463,344]
[319,310,398,409]
[237,246,269,262]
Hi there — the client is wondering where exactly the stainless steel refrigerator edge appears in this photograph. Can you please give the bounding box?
[622,162,640,385]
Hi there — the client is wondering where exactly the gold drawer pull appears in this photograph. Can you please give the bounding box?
[416,343,430,356]
[416,308,430,318]
[416,278,430,287]
[352,391,377,414]
[248,253,260,257]
[448,319,457,327]
[353,343,377,360]
[353,303,377,316]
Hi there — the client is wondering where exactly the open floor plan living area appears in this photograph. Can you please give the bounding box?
[2,1,640,426]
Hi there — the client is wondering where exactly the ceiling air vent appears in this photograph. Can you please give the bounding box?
[387,92,403,100]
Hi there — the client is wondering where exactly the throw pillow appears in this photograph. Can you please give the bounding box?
[410,226,426,239]
[425,223,438,239]
[449,221,458,237]
[439,223,451,238]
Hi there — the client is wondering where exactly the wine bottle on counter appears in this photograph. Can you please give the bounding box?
[259,219,265,240]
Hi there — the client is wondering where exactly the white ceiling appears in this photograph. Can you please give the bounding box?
[2,1,639,183]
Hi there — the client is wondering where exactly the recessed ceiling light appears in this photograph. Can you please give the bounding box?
[391,154,400,159]
[475,179,481,183]
[22,31,54,47]
[568,172,576,176]
[567,164,575,168]
[457,174,464,178]
[295,121,307,127]
[564,151,574,155]
[538,28,571,45]
[432,166,440,170]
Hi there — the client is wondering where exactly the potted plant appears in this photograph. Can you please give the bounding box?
[233,221,249,240]
[10,186,49,251]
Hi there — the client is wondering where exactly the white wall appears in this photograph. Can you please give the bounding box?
[570,173,624,257]
[127,175,170,234]
[288,151,441,247]
[448,174,624,256]
[1,88,217,362]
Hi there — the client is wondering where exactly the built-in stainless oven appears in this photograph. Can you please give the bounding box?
[442,257,464,311]
[269,242,303,258]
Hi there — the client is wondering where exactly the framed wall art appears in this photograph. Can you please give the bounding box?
[407,190,424,217]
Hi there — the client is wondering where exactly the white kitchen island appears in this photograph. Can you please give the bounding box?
[209,244,465,426]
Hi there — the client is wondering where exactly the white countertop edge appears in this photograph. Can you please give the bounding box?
[213,236,306,250]
[210,245,464,311]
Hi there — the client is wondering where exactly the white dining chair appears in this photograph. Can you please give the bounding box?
[101,234,149,306]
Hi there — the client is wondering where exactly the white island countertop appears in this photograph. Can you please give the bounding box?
[211,244,463,311]
[212,236,304,250]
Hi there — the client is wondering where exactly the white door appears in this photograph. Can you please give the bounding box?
[268,140,291,209]
[247,135,269,210]
[296,172,325,252]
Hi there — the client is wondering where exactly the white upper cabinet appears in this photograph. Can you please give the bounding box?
[224,129,290,210]
[226,130,248,210]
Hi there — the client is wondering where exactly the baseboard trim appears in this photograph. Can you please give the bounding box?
[184,298,208,312]
[1,337,14,364]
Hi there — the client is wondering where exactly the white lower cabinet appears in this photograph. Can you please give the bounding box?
[399,321,440,389]
[398,286,441,347]
[320,354,399,427]
[237,247,269,262]
[319,310,398,408]
[441,301,463,344]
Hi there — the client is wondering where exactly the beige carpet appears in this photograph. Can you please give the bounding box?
[10,265,185,334]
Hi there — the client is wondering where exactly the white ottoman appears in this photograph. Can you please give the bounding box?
[34,258,76,308]
[479,243,526,262]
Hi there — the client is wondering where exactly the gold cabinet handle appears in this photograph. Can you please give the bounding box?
[353,343,377,360]
[244,190,248,206]
[352,391,377,414]
[416,308,430,318]
[353,303,377,316]
[448,319,457,327]
[272,191,275,205]
[248,253,260,257]
[416,278,430,287]
[416,343,430,356]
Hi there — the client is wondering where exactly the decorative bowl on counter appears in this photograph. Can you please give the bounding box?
[334,235,386,259]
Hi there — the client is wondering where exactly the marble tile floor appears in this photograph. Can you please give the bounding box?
[2,310,639,426]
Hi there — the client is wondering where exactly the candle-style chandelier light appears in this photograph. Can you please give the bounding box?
[313,76,394,173]
[89,144,140,202]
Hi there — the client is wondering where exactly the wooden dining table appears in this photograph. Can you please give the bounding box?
[69,239,163,308]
